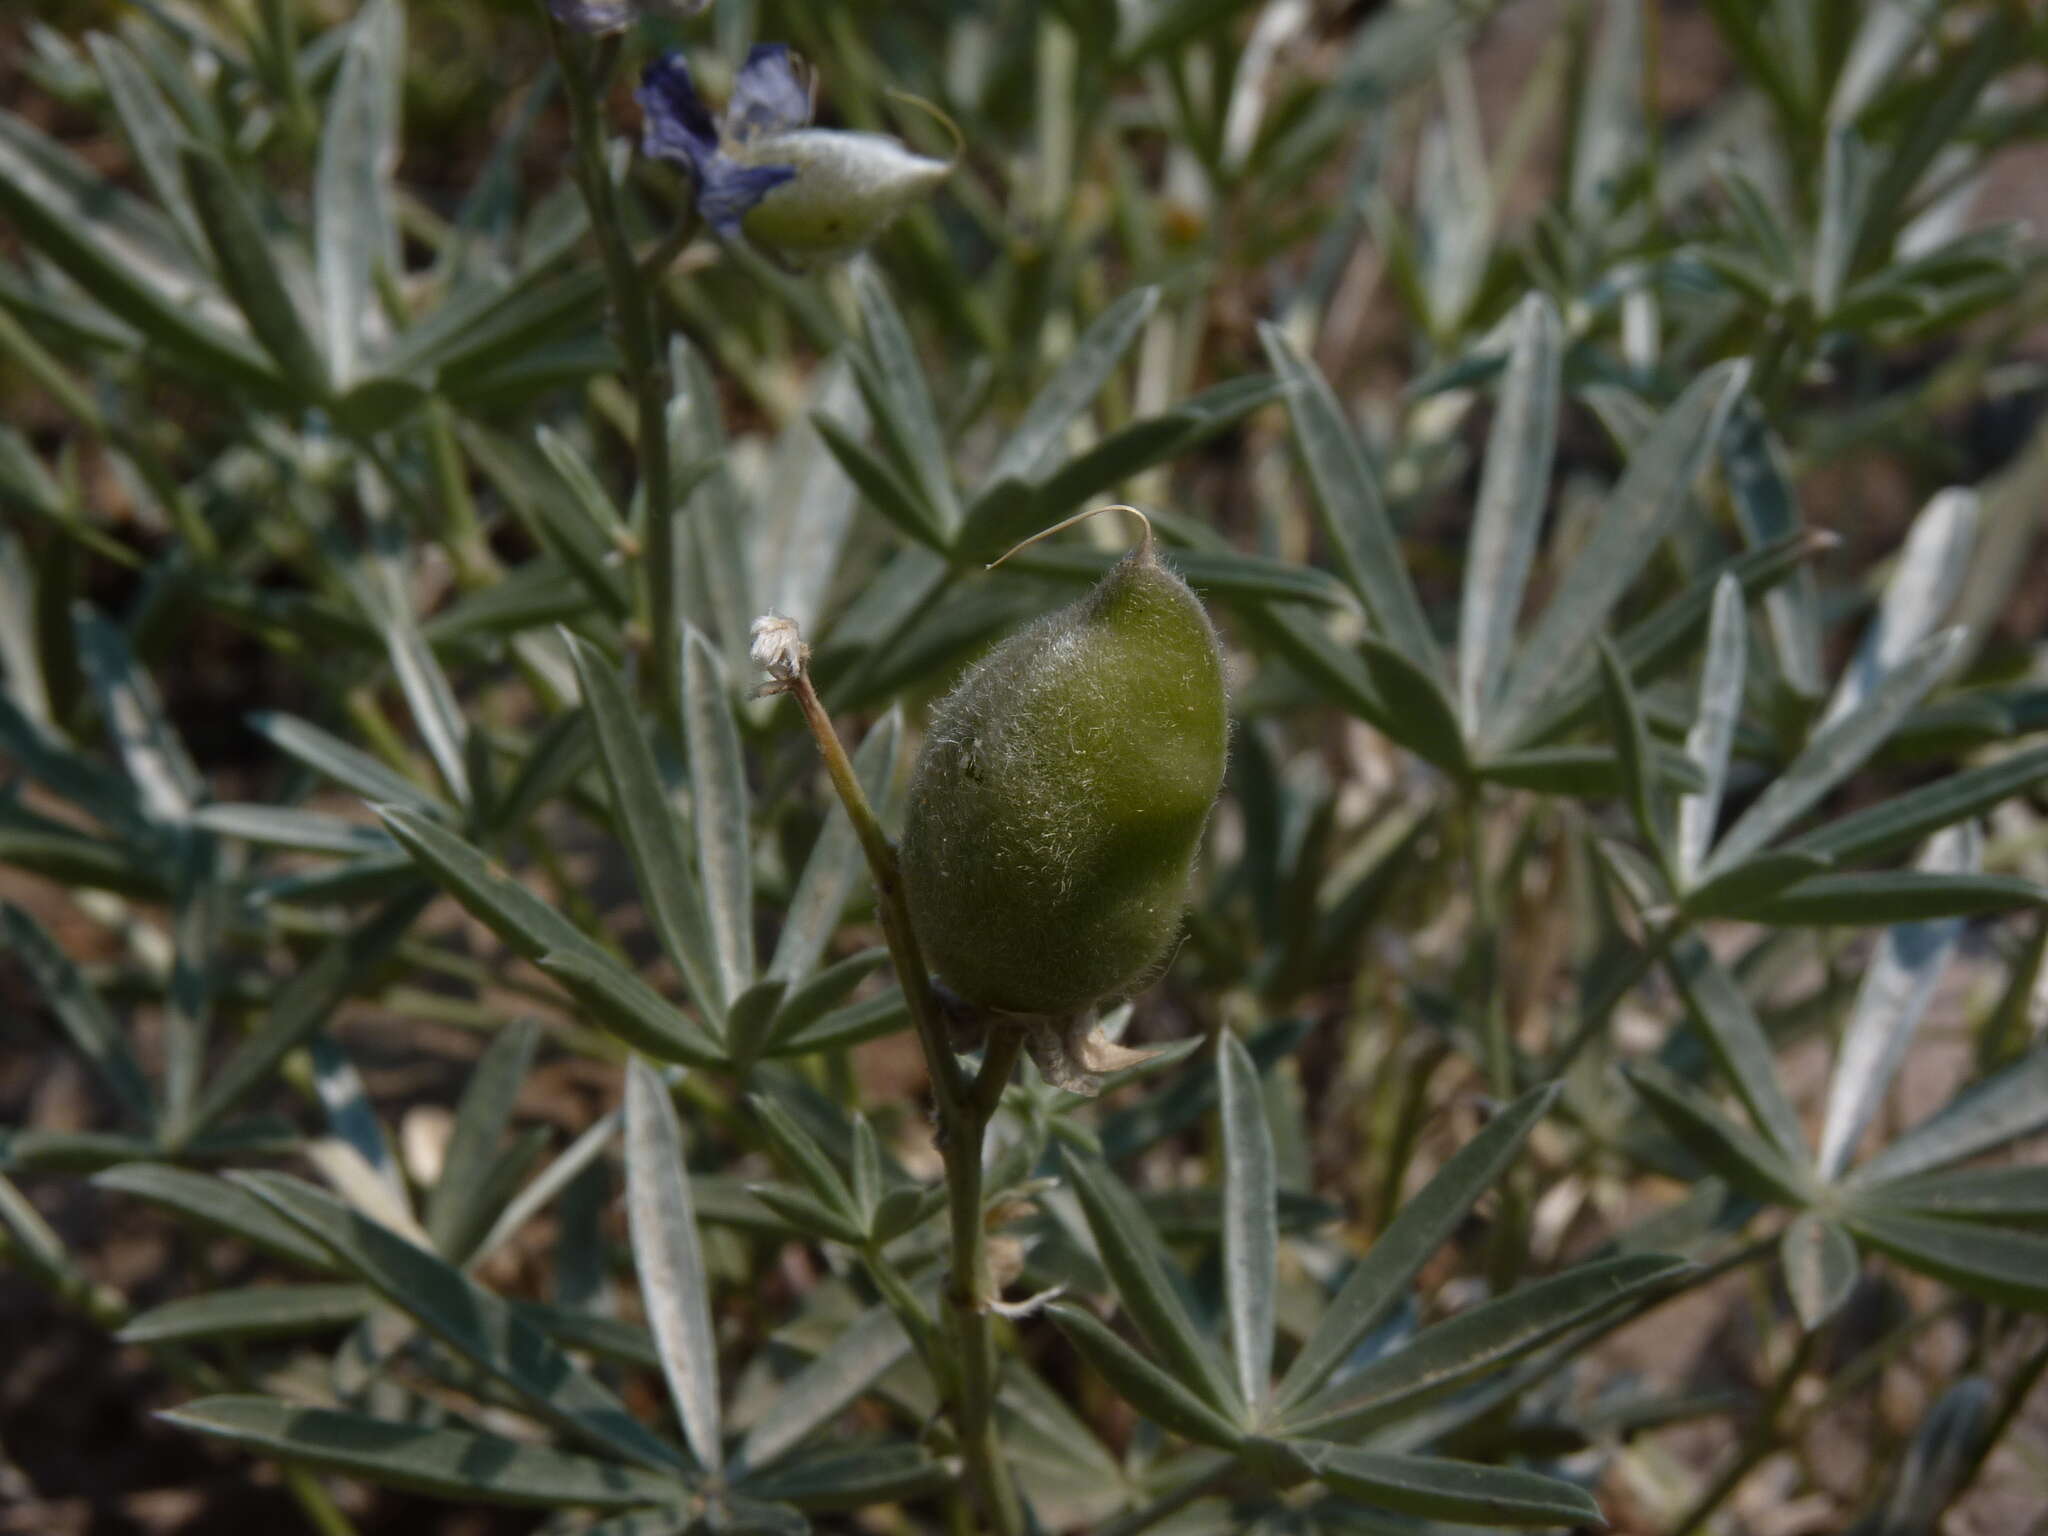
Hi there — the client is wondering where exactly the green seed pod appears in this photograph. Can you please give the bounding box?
[901,511,1228,1017]
[734,130,951,269]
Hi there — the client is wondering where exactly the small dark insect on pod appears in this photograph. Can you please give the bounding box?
[900,508,1229,1053]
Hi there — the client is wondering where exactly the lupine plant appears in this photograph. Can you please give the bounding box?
[4,1,2048,1533]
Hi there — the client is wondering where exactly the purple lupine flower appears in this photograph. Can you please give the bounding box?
[639,44,950,269]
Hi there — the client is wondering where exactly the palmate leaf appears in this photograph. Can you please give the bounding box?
[1703,628,1966,879]
[1623,1065,1813,1207]
[163,1396,684,1511]
[1485,360,1750,752]
[1282,1255,1690,1439]
[233,1171,688,1474]
[1275,1082,1559,1411]
[376,805,720,1067]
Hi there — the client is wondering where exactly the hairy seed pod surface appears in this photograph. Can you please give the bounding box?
[901,533,1227,1016]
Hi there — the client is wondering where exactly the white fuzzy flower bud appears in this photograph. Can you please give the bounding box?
[750,612,809,681]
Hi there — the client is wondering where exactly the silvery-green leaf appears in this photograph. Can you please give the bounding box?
[1848,1210,2048,1309]
[3,902,152,1127]
[1857,1165,2048,1230]
[1719,402,1822,703]
[1596,638,1668,868]
[1678,574,1745,884]
[1285,1255,1690,1438]
[1259,322,1440,675]
[189,802,394,855]
[425,1019,541,1261]
[1458,292,1560,733]
[1705,628,1965,878]
[1218,1034,1277,1408]
[1624,1065,1812,1207]
[180,143,329,401]
[1781,1214,1859,1331]
[1486,360,1749,751]
[561,637,726,1022]
[1789,745,2048,866]
[1817,826,1975,1180]
[76,610,201,824]
[235,1170,686,1473]
[1046,1303,1245,1450]
[1820,489,1975,730]
[682,626,753,1002]
[810,410,946,551]
[1831,0,1944,124]
[1275,1081,1559,1411]
[1812,127,1873,319]
[535,951,724,1069]
[313,0,401,385]
[354,474,472,810]
[1063,1150,1241,1419]
[308,1035,408,1224]
[735,1442,950,1511]
[736,1302,910,1472]
[0,110,274,388]
[849,261,957,534]
[120,1283,374,1344]
[191,889,429,1138]
[92,1164,337,1271]
[624,1058,723,1472]
[163,1396,685,1510]
[1859,1374,1995,1536]
[472,1109,620,1265]
[1276,1439,1603,1527]
[747,1093,859,1232]
[982,286,1159,491]
[248,711,444,813]
[1850,1051,2048,1188]
[1664,938,1808,1162]
[757,358,864,634]
[1747,870,2042,926]
[85,32,207,261]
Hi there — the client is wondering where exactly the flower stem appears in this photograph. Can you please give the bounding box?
[785,670,1024,1535]
[544,12,681,734]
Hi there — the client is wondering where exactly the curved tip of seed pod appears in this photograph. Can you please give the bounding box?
[985,503,1154,571]
[883,86,965,170]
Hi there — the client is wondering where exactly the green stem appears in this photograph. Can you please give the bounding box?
[544,13,680,735]
[787,670,1024,1536]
